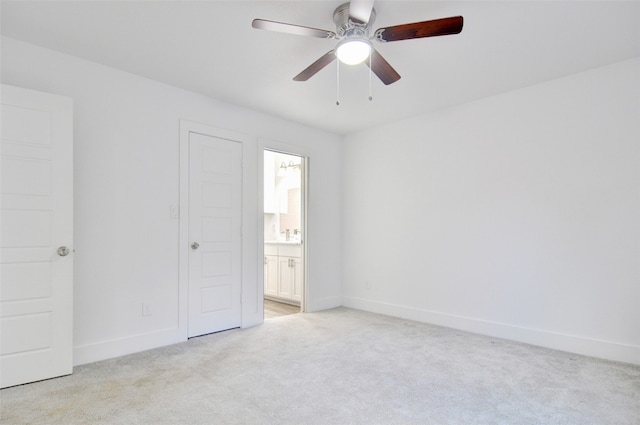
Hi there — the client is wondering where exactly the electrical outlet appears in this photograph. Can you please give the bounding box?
[169,204,179,219]
[365,281,371,290]
[142,302,152,316]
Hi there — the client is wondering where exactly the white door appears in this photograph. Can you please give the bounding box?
[278,256,293,299]
[188,132,242,337]
[291,257,303,303]
[0,85,73,388]
[264,255,278,298]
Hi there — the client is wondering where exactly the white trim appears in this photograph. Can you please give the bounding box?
[309,296,342,312]
[301,156,309,313]
[256,145,266,319]
[179,121,255,338]
[73,328,182,366]
[342,296,640,365]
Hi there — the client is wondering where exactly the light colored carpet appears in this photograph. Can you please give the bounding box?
[1,307,638,424]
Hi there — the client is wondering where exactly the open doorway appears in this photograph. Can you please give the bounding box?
[263,150,305,319]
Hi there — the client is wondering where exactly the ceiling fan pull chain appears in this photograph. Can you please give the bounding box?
[336,60,340,106]
[368,53,373,101]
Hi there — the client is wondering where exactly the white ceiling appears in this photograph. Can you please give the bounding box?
[2,1,639,135]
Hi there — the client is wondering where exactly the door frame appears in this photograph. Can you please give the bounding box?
[179,121,253,339]
[258,140,310,313]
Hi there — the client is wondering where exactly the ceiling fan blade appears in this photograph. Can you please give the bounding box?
[349,0,375,24]
[375,16,463,42]
[252,19,336,39]
[293,51,337,81]
[366,49,401,85]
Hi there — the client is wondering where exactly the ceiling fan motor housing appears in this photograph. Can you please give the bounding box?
[333,2,376,39]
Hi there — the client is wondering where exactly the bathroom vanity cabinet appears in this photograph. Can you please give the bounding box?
[264,243,302,305]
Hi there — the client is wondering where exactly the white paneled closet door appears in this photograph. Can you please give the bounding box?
[0,85,74,388]
[187,132,242,337]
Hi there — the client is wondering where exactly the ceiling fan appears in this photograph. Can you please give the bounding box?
[252,0,463,85]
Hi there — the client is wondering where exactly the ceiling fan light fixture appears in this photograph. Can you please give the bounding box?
[335,39,371,65]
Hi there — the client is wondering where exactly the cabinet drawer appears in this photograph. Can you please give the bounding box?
[278,244,301,258]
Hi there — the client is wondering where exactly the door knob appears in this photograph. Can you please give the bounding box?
[191,242,200,250]
[57,246,70,257]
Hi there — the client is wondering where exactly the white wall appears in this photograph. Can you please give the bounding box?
[342,58,640,365]
[1,37,342,365]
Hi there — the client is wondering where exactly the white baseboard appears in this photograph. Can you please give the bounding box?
[308,296,341,312]
[73,327,184,366]
[264,295,300,307]
[341,296,640,365]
